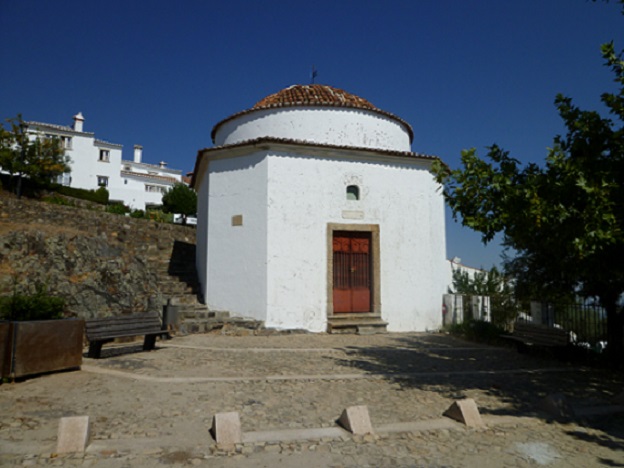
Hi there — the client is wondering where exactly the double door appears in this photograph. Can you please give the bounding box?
[332,231,371,313]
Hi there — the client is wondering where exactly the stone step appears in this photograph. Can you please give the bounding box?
[178,317,264,336]
[181,309,230,320]
[327,314,388,335]
[162,294,202,305]
[152,266,197,274]
[157,277,198,286]
[158,281,199,294]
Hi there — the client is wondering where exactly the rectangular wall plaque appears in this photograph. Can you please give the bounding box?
[341,210,364,220]
[231,215,243,226]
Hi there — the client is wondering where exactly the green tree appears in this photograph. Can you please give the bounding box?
[434,39,624,361]
[0,115,71,195]
[161,182,197,224]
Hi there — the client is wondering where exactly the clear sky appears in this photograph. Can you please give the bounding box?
[1,1,622,269]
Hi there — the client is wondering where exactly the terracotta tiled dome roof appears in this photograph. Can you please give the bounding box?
[253,84,378,111]
[211,83,413,143]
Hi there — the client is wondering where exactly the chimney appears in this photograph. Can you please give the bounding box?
[134,145,143,163]
[159,161,168,169]
[73,112,84,132]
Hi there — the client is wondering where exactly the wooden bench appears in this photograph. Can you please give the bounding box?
[85,312,163,359]
[502,321,570,353]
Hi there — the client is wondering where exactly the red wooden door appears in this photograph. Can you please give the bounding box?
[333,231,371,313]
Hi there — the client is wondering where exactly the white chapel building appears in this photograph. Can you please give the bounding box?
[192,84,448,332]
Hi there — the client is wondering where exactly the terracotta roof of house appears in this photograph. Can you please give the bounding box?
[95,138,123,149]
[26,121,94,137]
[121,170,178,184]
[191,136,441,188]
[211,84,414,143]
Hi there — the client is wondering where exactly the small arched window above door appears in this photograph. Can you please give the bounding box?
[346,185,360,201]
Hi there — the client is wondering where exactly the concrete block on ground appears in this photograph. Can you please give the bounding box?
[57,416,90,453]
[210,412,242,447]
[538,393,575,418]
[337,405,374,435]
[443,399,484,427]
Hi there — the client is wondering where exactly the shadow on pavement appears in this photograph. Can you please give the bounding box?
[327,333,624,453]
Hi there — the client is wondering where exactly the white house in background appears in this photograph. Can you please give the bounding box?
[192,84,448,333]
[24,113,184,210]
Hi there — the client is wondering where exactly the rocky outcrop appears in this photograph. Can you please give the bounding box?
[0,192,197,319]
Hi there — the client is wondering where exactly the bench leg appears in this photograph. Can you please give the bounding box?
[88,342,104,359]
[143,335,157,351]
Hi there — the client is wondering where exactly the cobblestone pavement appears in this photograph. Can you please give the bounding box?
[1,332,623,467]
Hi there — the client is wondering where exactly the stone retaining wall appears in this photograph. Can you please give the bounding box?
[0,191,196,319]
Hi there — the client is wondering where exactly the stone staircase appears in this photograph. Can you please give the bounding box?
[149,239,265,335]
[148,239,386,335]
[327,313,388,334]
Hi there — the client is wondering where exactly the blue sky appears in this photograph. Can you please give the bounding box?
[1,1,622,269]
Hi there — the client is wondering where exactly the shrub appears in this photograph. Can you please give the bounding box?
[0,284,65,321]
[42,194,72,206]
[55,185,109,205]
[130,209,145,218]
[445,319,507,345]
[94,187,109,204]
[106,203,130,215]
[146,209,172,223]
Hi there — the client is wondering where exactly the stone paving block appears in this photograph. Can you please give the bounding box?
[57,416,90,453]
[443,399,484,427]
[538,393,575,418]
[337,405,374,435]
[210,412,242,447]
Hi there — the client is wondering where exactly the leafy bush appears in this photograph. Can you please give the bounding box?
[0,284,65,321]
[55,185,109,205]
[130,209,145,218]
[42,194,73,206]
[94,187,110,204]
[106,203,130,215]
[445,319,507,345]
[146,209,172,223]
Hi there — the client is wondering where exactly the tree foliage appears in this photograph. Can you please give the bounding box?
[434,36,624,360]
[161,182,197,224]
[0,115,71,194]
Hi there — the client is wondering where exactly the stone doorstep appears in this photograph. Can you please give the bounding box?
[327,313,388,334]
[328,321,388,335]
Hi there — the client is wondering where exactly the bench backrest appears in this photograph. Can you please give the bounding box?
[85,312,162,341]
[513,321,569,346]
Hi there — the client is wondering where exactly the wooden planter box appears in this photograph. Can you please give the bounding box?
[0,319,84,379]
[0,322,10,378]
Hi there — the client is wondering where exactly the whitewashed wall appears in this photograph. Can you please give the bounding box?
[108,182,163,210]
[201,153,269,321]
[214,107,411,152]
[263,150,446,332]
[195,172,209,301]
